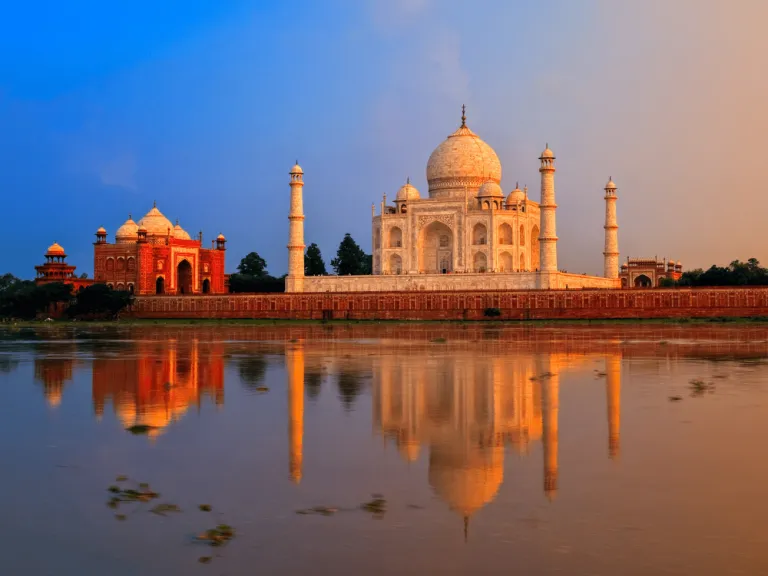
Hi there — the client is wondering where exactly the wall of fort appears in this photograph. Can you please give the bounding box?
[129,287,768,321]
[300,271,618,293]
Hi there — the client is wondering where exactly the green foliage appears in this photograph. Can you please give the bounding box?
[330,233,371,275]
[228,273,285,293]
[67,284,132,318]
[229,252,286,293]
[237,252,268,277]
[79,272,89,279]
[676,259,768,287]
[659,277,677,288]
[0,273,21,293]
[0,279,71,319]
[304,243,327,276]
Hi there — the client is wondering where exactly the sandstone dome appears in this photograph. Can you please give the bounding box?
[426,113,502,199]
[477,180,504,198]
[138,205,174,237]
[115,216,139,243]
[507,184,525,205]
[396,180,421,202]
[173,221,191,240]
[46,242,66,256]
[605,178,616,190]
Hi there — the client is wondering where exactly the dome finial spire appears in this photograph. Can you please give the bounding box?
[153,200,156,208]
[406,176,410,184]
[461,104,466,127]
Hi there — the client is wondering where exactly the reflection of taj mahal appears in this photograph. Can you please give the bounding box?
[284,341,623,530]
[286,107,621,292]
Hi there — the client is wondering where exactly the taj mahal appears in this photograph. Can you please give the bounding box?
[286,107,620,293]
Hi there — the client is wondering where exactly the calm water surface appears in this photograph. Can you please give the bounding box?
[1,323,768,575]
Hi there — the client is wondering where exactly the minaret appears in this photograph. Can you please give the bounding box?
[286,162,305,293]
[538,145,558,275]
[606,353,621,460]
[286,341,305,483]
[603,178,619,278]
[542,357,560,501]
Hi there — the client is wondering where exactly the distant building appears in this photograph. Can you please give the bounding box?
[35,242,94,292]
[93,203,227,295]
[620,257,682,288]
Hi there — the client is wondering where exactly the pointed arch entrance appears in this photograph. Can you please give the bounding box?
[202,278,211,294]
[177,260,193,294]
[156,276,165,294]
[419,221,453,273]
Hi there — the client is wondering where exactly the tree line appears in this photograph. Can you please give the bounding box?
[228,233,372,293]
[661,259,768,287]
[0,274,131,320]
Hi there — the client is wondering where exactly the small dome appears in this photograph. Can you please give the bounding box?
[396,180,421,202]
[290,162,303,174]
[96,226,107,235]
[173,221,191,240]
[138,205,174,237]
[115,216,139,243]
[477,180,504,198]
[46,242,65,256]
[507,183,525,204]
[605,178,617,190]
[540,144,555,159]
[138,225,147,233]
[216,233,226,241]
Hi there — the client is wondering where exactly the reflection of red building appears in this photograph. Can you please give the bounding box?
[92,339,225,440]
[34,356,77,408]
[620,257,683,288]
[93,203,226,295]
[35,243,94,291]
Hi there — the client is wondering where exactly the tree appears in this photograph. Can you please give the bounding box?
[67,284,132,319]
[79,272,89,279]
[237,252,268,277]
[0,273,20,293]
[330,233,371,275]
[304,243,327,276]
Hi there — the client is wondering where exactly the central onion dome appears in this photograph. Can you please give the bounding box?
[115,215,139,244]
[426,106,502,199]
[138,203,174,237]
[396,178,421,202]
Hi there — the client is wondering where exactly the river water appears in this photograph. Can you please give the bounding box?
[1,323,767,575]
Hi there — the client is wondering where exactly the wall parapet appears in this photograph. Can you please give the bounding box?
[129,287,768,321]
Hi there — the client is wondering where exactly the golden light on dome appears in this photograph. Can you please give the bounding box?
[426,106,502,199]
[138,205,174,237]
[46,242,65,255]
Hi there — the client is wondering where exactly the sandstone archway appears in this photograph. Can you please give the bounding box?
[419,221,453,273]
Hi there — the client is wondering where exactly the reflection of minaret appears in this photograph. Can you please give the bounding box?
[286,341,305,484]
[542,359,559,501]
[606,354,622,460]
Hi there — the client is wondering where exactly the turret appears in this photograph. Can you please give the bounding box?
[95,227,107,245]
[216,233,226,251]
[538,145,558,274]
[603,178,619,278]
[286,162,305,293]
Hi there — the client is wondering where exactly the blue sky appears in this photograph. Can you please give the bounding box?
[2,0,767,277]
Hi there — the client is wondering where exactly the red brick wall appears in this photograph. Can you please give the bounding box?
[128,287,768,320]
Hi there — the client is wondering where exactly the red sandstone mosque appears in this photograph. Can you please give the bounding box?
[92,203,227,295]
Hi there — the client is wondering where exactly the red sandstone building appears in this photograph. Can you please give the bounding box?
[619,257,682,288]
[35,243,94,291]
[93,203,227,295]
